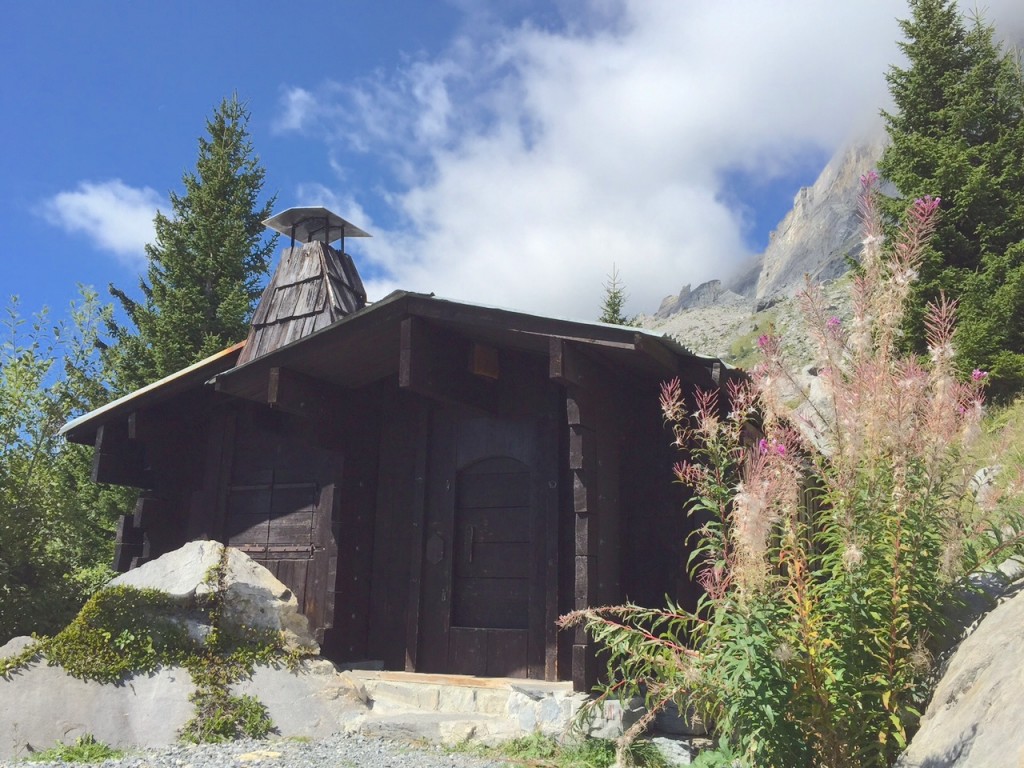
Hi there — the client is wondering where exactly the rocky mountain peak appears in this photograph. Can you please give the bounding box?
[655,279,746,319]
[751,132,886,310]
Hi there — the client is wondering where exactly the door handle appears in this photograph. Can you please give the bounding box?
[465,525,475,563]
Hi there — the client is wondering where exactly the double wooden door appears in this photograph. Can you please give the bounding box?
[418,407,555,679]
[222,409,339,641]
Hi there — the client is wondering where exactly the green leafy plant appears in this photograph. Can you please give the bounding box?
[562,177,1024,767]
[3,546,302,744]
[37,585,192,683]
[1,289,131,643]
[25,733,126,763]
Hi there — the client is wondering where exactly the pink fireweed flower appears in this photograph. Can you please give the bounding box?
[971,369,988,382]
[758,437,788,456]
[911,195,941,220]
[860,170,879,187]
[827,316,841,329]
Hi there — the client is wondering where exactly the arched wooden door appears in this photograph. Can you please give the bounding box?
[418,407,554,679]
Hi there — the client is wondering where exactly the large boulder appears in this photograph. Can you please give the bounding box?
[898,584,1024,767]
[109,540,319,654]
[0,638,194,759]
[0,647,366,759]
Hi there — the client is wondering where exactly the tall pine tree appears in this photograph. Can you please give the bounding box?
[107,95,277,393]
[879,0,1024,398]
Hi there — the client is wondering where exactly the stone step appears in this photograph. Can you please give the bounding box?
[345,711,522,746]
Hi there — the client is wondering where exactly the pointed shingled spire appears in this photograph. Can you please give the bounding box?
[237,207,370,365]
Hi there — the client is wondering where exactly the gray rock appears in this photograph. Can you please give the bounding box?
[110,540,319,654]
[655,280,747,319]
[233,660,368,739]
[0,635,36,659]
[898,587,1024,767]
[649,736,694,766]
[0,661,194,760]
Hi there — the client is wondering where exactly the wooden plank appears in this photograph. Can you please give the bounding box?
[449,627,487,676]
[113,514,142,572]
[568,425,594,471]
[313,478,338,639]
[267,367,344,421]
[487,629,530,678]
[631,332,681,377]
[276,558,310,617]
[132,495,169,529]
[209,409,237,542]
[404,403,432,672]
[399,317,497,413]
[573,470,594,515]
[368,393,417,670]
[455,542,531,578]
[270,484,317,516]
[548,338,608,389]
[452,577,529,629]
[541,392,561,682]
[408,297,641,352]
[92,422,150,487]
[226,516,269,546]
[267,511,315,543]
[458,472,532,508]
[455,507,531,543]
[575,512,595,556]
[572,643,597,692]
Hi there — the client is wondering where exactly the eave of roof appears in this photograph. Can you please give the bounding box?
[59,341,245,444]
[60,292,729,441]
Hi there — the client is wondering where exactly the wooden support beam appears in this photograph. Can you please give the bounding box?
[399,317,497,413]
[549,338,606,389]
[404,405,431,672]
[92,422,151,488]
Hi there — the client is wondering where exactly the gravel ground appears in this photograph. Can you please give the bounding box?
[1,734,515,768]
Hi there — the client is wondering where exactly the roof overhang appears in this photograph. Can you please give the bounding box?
[60,293,730,443]
[59,341,245,445]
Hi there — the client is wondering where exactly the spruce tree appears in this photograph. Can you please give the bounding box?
[879,0,1024,398]
[598,264,638,326]
[107,96,277,392]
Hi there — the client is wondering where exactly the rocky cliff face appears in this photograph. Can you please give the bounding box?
[748,133,886,310]
[654,131,887,324]
[646,132,885,362]
[654,279,746,319]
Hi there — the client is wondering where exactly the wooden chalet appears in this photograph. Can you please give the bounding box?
[61,207,740,691]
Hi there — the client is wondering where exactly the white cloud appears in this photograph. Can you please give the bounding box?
[278,0,1024,319]
[41,180,165,268]
[273,86,319,134]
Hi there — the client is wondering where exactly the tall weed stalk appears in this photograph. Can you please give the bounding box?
[562,175,1024,767]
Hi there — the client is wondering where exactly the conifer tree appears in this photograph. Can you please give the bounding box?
[107,96,277,393]
[598,264,638,326]
[879,0,1024,398]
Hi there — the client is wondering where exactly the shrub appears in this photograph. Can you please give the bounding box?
[25,734,125,763]
[562,175,1024,767]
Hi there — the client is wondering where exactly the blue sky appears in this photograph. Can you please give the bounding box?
[4,1,1023,326]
